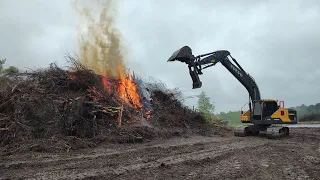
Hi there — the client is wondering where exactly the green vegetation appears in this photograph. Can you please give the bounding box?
[290,103,320,122]
[290,104,320,118]
[0,58,19,77]
[0,59,19,84]
[196,91,215,121]
[217,111,242,126]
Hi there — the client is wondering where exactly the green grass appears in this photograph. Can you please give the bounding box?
[225,119,243,126]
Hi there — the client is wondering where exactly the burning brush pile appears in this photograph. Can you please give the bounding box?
[0,1,224,154]
[0,58,219,155]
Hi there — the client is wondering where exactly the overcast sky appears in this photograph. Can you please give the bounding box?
[1,0,319,113]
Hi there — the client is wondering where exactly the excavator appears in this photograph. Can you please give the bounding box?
[167,46,298,139]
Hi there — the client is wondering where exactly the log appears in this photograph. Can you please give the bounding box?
[117,104,124,127]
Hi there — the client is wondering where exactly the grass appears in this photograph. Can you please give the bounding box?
[225,118,243,127]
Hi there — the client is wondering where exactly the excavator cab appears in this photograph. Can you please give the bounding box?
[241,99,297,124]
[262,100,280,117]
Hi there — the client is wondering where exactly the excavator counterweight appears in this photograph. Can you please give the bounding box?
[168,46,297,139]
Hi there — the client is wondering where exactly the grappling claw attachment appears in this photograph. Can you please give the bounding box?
[167,46,194,63]
[167,46,233,89]
[168,46,203,89]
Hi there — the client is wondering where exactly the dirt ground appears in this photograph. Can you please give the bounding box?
[1,127,320,180]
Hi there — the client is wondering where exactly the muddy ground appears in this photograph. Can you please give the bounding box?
[1,127,320,180]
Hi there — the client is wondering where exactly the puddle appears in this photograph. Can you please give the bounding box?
[287,124,320,128]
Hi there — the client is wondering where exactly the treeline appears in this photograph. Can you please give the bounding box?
[216,103,320,124]
[289,103,320,118]
[290,103,320,122]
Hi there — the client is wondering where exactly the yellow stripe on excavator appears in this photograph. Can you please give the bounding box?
[271,109,292,122]
[241,110,251,122]
[241,109,293,123]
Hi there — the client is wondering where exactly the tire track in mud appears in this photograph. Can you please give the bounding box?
[111,141,266,175]
[0,136,230,179]
[3,138,267,180]
[2,128,319,180]
[1,136,226,169]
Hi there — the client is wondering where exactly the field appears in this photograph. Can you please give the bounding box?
[1,127,320,180]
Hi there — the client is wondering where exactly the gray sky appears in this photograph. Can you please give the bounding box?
[1,0,319,113]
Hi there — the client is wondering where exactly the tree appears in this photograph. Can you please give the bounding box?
[315,103,320,112]
[307,105,316,114]
[3,66,19,75]
[197,91,215,120]
[0,58,19,76]
[0,58,5,72]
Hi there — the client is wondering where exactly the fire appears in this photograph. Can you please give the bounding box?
[74,0,143,110]
[115,58,142,109]
[99,73,112,94]
[118,74,142,109]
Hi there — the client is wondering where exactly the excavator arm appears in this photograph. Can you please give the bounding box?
[168,46,261,104]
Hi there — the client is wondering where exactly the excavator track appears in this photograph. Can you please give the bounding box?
[234,126,248,137]
[234,125,290,139]
[234,125,259,137]
[266,126,289,139]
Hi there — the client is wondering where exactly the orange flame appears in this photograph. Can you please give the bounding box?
[118,74,142,109]
[99,73,112,94]
[74,0,143,110]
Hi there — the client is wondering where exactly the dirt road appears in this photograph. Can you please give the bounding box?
[1,128,320,180]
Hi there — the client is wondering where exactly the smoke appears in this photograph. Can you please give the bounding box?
[74,0,126,79]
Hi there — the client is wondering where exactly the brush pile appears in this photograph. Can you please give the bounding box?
[150,90,205,127]
[0,59,223,155]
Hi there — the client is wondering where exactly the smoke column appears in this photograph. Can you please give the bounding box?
[74,0,126,79]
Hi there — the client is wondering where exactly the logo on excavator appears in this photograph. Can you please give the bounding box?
[230,65,243,77]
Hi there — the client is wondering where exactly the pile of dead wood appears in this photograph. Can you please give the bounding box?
[0,58,224,155]
[0,59,147,153]
[149,90,205,128]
